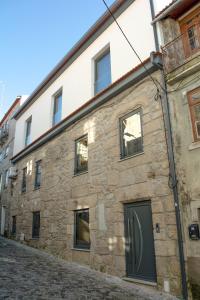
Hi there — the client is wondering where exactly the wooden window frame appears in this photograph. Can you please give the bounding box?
[119,108,143,159]
[74,209,90,250]
[180,7,200,58]
[32,211,40,239]
[188,86,200,142]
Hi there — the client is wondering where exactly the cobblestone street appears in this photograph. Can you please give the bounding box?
[0,237,178,300]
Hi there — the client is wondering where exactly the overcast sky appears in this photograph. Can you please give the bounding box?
[0,0,172,118]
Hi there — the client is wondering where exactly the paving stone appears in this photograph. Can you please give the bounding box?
[0,237,178,300]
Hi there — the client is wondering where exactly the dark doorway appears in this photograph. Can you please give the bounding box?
[124,201,157,282]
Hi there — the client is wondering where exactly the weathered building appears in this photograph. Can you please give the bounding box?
[7,0,185,298]
[154,0,200,299]
[0,97,21,236]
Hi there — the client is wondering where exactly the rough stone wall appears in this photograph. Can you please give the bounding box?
[10,71,181,296]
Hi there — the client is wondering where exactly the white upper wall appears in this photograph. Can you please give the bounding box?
[14,0,156,155]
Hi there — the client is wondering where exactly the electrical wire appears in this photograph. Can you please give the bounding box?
[101,0,162,94]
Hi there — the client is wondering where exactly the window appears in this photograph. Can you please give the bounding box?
[120,108,143,159]
[94,49,111,94]
[0,174,2,193]
[34,160,42,189]
[4,145,9,158]
[12,216,16,236]
[180,8,200,58]
[74,209,90,249]
[4,169,9,188]
[21,167,27,193]
[53,92,62,126]
[25,117,32,146]
[32,211,40,238]
[188,87,200,141]
[75,135,88,174]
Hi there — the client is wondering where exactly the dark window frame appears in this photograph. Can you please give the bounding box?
[94,48,111,95]
[74,134,88,175]
[25,116,32,146]
[11,216,16,236]
[119,108,143,159]
[21,167,27,193]
[74,209,90,250]
[34,160,42,189]
[52,90,62,126]
[32,211,40,239]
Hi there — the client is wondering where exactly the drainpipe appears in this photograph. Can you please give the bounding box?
[149,1,188,299]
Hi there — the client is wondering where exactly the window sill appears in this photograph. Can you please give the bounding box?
[31,237,40,240]
[188,141,200,151]
[71,247,90,252]
[119,151,144,162]
[73,171,88,177]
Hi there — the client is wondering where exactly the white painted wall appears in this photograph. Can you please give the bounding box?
[14,0,156,155]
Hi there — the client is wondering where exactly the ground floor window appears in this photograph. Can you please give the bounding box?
[11,216,16,236]
[32,211,40,238]
[74,209,90,249]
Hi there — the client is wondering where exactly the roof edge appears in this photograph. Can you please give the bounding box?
[0,96,21,126]
[14,0,135,120]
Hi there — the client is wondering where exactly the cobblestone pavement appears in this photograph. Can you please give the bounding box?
[0,237,178,300]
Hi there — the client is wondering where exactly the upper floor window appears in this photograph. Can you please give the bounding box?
[75,135,88,174]
[188,86,200,142]
[32,211,40,239]
[180,8,200,58]
[53,92,62,126]
[25,117,32,146]
[120,108,143,159]
[34,160,42,189]
[4,169,9,188]
[21,167,27,193]
[94,49,111,95]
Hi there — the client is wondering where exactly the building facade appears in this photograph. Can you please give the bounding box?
[5,0,187,298]
[0,97,21,236]
[155,0,200,299]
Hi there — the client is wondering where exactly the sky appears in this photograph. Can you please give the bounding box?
[0,0,171,119]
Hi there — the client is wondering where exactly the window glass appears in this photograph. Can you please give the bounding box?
[21,167,27,193]
[95,50,111,94]
[34,160,42,189]
[74,209,90,249]
[25,117,32,146]
[32,211,40,238]
[12,216,16,236]
[120,109,143,158]
[53,93,62,126]
[4,169,9,188]
[75,135,88,174]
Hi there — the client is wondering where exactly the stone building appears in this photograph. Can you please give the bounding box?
[8,0,184,298]
[154,0,200,299]
[0,97,21,236]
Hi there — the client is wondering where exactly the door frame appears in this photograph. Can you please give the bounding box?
[124,199,157,283]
